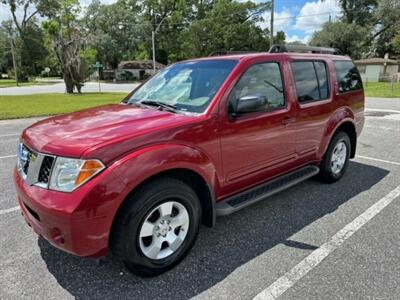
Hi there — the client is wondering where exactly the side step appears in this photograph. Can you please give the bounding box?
[216,165,320,216]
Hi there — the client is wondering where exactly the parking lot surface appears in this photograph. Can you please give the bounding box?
[1,98,399,299]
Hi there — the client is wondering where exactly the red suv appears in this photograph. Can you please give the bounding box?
[14,48,364,276]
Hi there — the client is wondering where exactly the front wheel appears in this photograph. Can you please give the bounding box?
[111,178,201,276]
[318,131,351,183]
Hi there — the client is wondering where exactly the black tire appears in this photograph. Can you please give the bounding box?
[110,177,201,277]
[318,131,351,183]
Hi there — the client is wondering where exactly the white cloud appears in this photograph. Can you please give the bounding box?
[80,0,117,7]
[294,0,341,33]
[286,34,311,45]
[260,8,294,34]
[0,3,14,22]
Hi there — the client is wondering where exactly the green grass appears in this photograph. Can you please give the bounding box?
[364,82,400,98]
[0,93,126,119]
[0,79,57,88]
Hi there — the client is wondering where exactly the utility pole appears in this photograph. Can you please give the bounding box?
[270,0,274,46]
[9,36,18,86]
[152,16,168,73]
[152,30,156,73]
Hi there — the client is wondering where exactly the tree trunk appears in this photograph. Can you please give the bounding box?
[64,73,74,94]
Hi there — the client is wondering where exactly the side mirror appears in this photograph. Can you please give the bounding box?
[235,95,267,115]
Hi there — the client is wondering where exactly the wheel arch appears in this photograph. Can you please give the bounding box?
[110,166,217,247]
[335,121,357,158]
[319,108,357,160]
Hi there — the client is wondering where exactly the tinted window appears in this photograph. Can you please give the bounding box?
[314,61,329,99]
[229,62,285,113]
[128,60,237,113]
[291,61,320,102]
[334,61,363,93]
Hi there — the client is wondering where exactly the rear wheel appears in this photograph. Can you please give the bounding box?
[318,131,351,183]
[111,177,201,276]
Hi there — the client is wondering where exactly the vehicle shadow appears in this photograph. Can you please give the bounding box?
[38,161,389,299]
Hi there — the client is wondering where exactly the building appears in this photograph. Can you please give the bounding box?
[112,60,165,81]
[354,57,400,82]
[100,60,165,82]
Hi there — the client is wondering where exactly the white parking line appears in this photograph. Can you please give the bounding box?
[356,155,400,166]
[0,120,31,125]
[0,133,20,138]
[253,184,400,300]
[0,206,20,215]
[0,154,16,159]
[365,108,400,114]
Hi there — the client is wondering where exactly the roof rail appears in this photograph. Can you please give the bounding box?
[209,50,262,56]
[269,44,338,54]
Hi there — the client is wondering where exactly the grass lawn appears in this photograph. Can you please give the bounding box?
[0,93,126,120]
[364,82,400,98]
[0,79,57,88]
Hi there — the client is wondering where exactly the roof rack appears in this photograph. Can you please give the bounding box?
[208,45,339,57]
[209,50,261,56]
[269,44,338,54]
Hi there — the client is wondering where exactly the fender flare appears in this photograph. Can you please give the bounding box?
[318,107,356,159]
[108,143,219,227]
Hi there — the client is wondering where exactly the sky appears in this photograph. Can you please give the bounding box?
[0,0,341,44]
[257,0,341,44]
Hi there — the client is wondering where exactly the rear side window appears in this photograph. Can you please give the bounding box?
[334,61,363,93]
[291,61,329,103]
[314,62,329,99]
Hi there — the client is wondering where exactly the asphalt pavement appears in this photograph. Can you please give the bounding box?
[0,98,400,299]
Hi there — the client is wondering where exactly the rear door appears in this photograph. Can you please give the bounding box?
[290,59,333,163]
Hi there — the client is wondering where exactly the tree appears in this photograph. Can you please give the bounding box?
[391,29,400,57]
[274,31,286,45]
[43,0,91,93]
[335,0,378,25]
[321,0,400,57]
[182,0,270,58]
[0,25,11,75]
[310,21,370,59]
[1,0,50,76]
[368,0,400,57]
[83,0,149,68]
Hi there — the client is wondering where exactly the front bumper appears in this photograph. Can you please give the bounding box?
[14,167,124,257]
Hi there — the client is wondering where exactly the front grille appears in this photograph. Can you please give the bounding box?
[17,142,55,188]
[38,156,55,184]
[18,143,35,178]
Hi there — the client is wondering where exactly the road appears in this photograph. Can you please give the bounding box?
[1,98,400,299]
[0,81,139,95]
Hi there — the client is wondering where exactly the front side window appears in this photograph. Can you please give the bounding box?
[291,61,329,103]
[229,62,285,113]
[334,60,363,93]
[127,60,237,113]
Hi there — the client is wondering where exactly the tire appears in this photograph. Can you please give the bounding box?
[318,131,351,183]
[110,177,201,277]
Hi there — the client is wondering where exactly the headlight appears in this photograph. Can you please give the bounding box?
[49,157,105,192]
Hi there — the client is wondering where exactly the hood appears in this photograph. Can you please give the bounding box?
[22,104,194,161]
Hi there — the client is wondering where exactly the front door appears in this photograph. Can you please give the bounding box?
[220,61,297,195]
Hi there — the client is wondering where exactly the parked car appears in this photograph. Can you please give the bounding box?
[14,47,364,276]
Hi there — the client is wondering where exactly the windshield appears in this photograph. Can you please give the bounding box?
[127,60,238,113]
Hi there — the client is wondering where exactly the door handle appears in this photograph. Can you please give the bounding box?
[282,116,296,126]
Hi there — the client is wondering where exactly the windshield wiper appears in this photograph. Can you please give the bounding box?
[139,100,178,113]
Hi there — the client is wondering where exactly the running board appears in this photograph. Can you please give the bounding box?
[216,165,320,216]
